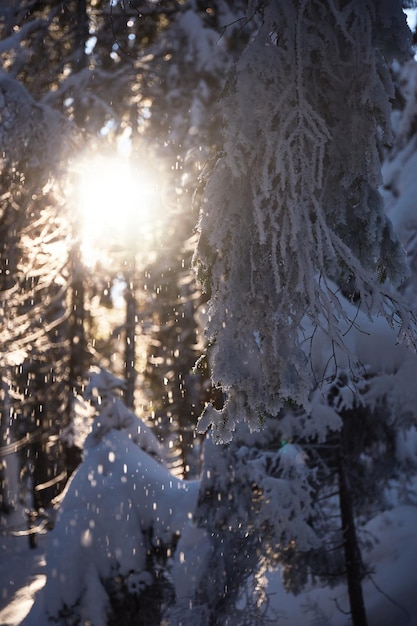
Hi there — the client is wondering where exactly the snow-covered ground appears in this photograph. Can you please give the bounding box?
[2,380,417,625]
[1,498,417,625]
[0,525,47,626]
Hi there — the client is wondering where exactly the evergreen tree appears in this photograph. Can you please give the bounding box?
[191,2,417,625]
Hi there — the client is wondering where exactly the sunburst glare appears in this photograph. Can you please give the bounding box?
[75,152,162,266]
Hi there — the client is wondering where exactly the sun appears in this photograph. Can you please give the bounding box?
[75,153,161,265]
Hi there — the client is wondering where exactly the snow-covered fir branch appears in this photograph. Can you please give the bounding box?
[194,0,416,441]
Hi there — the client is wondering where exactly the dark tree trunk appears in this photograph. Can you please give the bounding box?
[338,429,368,626]
[74,0,89,71]
[69,243,86,393]
[124,253,136,410]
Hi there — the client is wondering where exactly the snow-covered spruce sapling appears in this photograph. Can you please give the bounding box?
[34,370,198,625]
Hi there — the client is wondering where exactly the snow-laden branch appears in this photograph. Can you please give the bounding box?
[193,0,415,441]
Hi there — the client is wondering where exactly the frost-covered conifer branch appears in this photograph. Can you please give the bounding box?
[193,0,415,442]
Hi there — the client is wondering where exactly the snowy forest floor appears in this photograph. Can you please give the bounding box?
[0,515,47,626]
[1,500,417,625]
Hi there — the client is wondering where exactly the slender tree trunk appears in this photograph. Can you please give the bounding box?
[74,0,89,72]
[69,242,86,393]
[0,373,18,514]
[69,0,88,377]
[0,217,19,515]
[338,429,368,626]
[124,251,136,410]
[66,241,87,475]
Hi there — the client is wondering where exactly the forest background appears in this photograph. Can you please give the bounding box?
[1,1,417,625]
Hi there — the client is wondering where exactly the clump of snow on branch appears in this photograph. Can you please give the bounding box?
[194,0,415,441]
[0,74,70,173]
[383,58,417,306]
[84,367,165,462]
